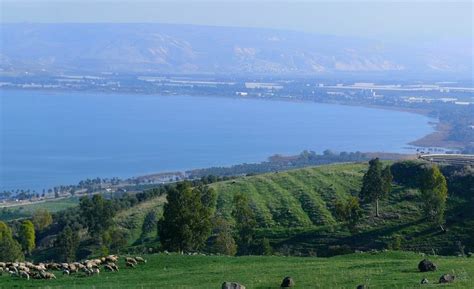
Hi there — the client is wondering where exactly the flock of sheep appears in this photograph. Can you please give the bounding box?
[0,255,146,281]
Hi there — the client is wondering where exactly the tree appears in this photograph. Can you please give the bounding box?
[56,226,79,262]
[79,194,115,238]
[360,158,391,217]
[212,216,237,256]
[158,182,216,252]
[0,221,24,261]
[335,196,362,232]
[382,166,393,195]
[18,220,35,254]
[419,165,448,226]
[141,211,158,237]
[32,209,53,231]
[232,193,257,255]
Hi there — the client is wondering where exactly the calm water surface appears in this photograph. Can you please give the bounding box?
[0,89,434,191]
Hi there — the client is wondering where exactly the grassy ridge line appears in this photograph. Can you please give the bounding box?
[0,251,472,288]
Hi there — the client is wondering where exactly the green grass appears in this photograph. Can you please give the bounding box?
[0,251,472,288]
[0,198,79,220]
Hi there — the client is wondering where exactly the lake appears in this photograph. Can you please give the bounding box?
[0,89,434,191]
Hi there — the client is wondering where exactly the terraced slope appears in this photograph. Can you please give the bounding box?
[211,163,366,228]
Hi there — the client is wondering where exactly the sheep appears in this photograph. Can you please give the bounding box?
[91,268,100,275]
[19,271,30,280]
[109,263,119,272]
[62,269,70,275]
[69,263,78,273]
[104,264,114,272]
[125,257,137,265]
[106,255,119,263]
[135,257,147,263]
[0,262,5,269]
[125,262,136,268]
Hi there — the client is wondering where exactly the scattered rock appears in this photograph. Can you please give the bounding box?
[439,274,455,284]
[221,282,246,289]
[418,259,437,272]
[421,278,429,284]
[280,276,295,287]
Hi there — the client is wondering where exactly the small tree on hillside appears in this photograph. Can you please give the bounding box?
[18,220,35,255]
[0,221,24,261]
[419,165,448,226]
[232,193,257,255]
[32,209,53,231]
[158,182,216,252]
[360,158,392,217]
[335,196,362,232]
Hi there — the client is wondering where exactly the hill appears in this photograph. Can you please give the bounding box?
[0,251,472,288]
[2,23,472,76]
[4,161,472,261]
[209,163,473,256]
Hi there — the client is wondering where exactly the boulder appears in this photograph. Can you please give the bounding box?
[418,259,437,272]
[421,278,429,284]
[221,282,246,289]
[281,276,295,287]
[439,274,455,284]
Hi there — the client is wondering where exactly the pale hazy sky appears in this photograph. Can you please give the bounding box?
[1,0,473,42]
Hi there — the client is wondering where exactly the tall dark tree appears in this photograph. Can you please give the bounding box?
[158,182,216,252]
[56,226,79,262]
[360,158,391,217]
[420,165,448,226]
[79,194,115,238]
[232,193,257,255]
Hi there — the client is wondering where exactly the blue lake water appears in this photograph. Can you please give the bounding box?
[0,89,434,191]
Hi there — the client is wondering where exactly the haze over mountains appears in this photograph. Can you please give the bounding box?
[1,23,472,76]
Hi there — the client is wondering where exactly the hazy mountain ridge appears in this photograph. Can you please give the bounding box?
[1,23,471,75]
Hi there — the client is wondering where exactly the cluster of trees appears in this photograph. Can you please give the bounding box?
[157,181,267,256]
[188,150,369,178]
[334,158,450,235]
[0,208,57,261]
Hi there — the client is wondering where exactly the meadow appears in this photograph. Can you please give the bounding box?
[0,251,472,289]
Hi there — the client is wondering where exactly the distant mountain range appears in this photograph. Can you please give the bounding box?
[1,23,472,76]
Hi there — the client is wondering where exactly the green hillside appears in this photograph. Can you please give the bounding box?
[0,251,472,289]
[208,162,473,256]
[105,162,473,257]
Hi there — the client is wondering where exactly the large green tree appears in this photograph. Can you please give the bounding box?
[0,221,24,261]
[79,194,115,238]
[360,158,392,217]
[158,182,216,252]
[56,226,79,262]
[18,220,35,255]
[419,165,448,225]
[232,193,257,255]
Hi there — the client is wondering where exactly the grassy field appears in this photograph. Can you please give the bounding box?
[0,197,80,220]
[0,251,472,289]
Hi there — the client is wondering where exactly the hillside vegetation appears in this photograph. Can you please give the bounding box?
[210,163,473,256]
